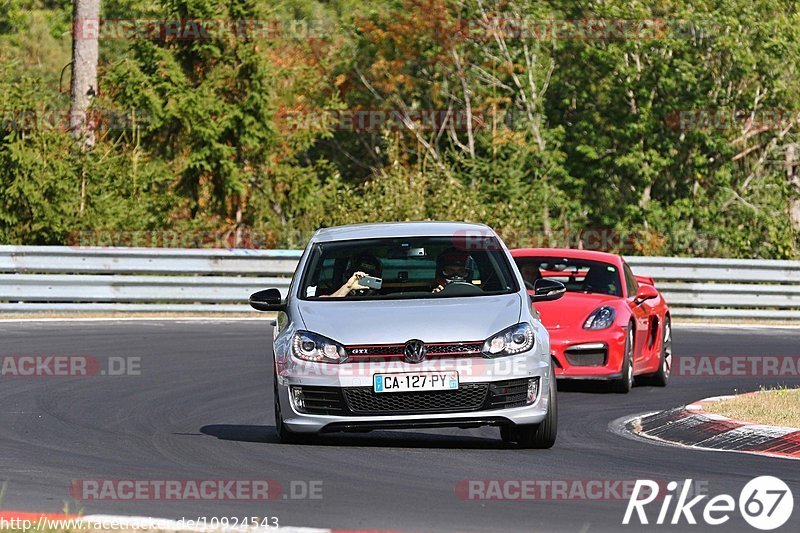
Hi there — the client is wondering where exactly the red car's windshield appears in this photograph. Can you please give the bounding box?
[514,257,623,297]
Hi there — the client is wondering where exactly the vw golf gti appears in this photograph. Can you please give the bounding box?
[250,222,564,448]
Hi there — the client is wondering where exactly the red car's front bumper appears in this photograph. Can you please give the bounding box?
[548,324,627,380]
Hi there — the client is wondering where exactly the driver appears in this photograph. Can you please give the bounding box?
[432,248,473,293]
[518,263,542,289]
[328,254,382,298]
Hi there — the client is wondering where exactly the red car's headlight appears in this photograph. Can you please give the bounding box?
[583,306,616,329]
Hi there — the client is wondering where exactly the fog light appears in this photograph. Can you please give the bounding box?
[526,378,540,404]
[290,387,305,411]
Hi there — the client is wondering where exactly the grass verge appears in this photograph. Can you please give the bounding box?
[703,387,800,428]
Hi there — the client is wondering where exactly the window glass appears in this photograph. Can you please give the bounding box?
[514,256,623,297]
[300,237,517,300]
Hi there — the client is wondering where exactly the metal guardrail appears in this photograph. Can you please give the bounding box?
[625,257,800,320]
[0,246,299,313]
[1,246,799,319]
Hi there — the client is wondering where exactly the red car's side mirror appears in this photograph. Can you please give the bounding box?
[634,284,658,303]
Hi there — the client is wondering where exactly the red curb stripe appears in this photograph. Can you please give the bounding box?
[633,399,800,460]
[757,430,800,458]
[0,511,77,520]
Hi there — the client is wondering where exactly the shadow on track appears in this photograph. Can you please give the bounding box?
[200,424,279,443]
[557,381,625,394]
[200,424,518,450]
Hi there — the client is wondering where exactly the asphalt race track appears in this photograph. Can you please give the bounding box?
[1,320,798,533]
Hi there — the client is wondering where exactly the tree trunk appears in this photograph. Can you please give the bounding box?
[69,0,100,150]
[786,143,800,231]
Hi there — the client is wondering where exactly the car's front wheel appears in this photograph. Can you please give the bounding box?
[500,366,558,449]
[645,316,672,387]
[611,325,634,394]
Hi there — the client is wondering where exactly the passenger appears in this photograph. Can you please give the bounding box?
[328,254,383,297]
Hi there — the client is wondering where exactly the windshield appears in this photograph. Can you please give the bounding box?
[514,256,623,297]
[300,236,518,300]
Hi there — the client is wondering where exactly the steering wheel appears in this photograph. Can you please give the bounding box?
[349,288,379,297]
[437,280,483,296]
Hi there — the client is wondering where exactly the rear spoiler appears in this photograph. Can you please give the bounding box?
[634,275,656,286]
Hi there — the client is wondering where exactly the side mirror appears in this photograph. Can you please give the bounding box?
[531,279,566,302]
[249,288,286,312]
[634,284,658,303]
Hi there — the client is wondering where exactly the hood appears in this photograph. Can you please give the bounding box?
[296,294,522,345]
[533,291,620,330]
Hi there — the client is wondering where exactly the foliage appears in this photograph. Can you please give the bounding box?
[1,0,799,257]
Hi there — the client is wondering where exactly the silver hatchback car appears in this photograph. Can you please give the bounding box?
[250,222,565,448]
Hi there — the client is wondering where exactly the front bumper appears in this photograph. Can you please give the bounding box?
[275,352,553,434]
[549,325,627,380]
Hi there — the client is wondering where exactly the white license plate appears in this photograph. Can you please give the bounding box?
[373,371,459,393]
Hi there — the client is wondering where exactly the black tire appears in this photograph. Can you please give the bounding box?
[513,365,558,449]
[611,325,634,394]
[648,316,672,387]
[274,370,308,444]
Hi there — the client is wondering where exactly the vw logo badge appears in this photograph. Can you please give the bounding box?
[404,339,427,364]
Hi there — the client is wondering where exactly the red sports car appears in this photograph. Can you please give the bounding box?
[511,248,672,393]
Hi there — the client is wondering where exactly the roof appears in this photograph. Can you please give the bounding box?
[510,247,624,264]
[311,221,494,243]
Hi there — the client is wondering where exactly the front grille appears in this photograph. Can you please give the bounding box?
[487,378,530,409]
[343,384,489,414]
[427,342,483,356]
[346,345,405,358]
[565,346,607,367]
[345,341,483,361]
[296,380,533,416]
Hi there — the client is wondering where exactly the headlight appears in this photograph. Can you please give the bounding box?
[291,331,347,363]
[583,306,616,329]
[482,323,535,357]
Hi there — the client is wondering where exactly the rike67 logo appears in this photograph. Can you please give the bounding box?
[624,477,794,530]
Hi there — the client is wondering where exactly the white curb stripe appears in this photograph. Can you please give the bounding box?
[735,425,799,437]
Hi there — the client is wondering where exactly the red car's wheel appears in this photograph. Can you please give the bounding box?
[645,316,672,387]
[611,325,634,394]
